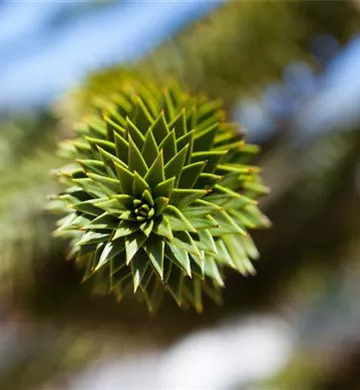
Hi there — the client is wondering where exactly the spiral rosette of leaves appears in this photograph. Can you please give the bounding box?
[51,81,270,312]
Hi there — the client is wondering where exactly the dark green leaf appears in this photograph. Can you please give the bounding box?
[128,135,148,176]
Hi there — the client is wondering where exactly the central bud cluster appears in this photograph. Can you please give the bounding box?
[133,199,155,221]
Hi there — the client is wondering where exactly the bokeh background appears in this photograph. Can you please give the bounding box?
[1,1,360,389]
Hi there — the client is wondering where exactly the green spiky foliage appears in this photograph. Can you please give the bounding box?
[51,81,270,312]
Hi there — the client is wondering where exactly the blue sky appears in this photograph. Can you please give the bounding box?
[0,1,223,110]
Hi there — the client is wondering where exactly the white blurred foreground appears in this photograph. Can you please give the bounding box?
[59,316,294,390]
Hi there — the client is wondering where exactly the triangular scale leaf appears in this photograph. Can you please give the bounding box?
[95,238,126,271]
[126,117,145,149]
[222,235,253,275]
[103,115,126,137]
[77,231,110,246]
[164,205,196,232]
[139,219,154,237]
[182,199,223,217]
[165,263,184,306]
[150,112,169,144]
[72,178,104,198]
[153,215,173,241]
[86,212,118,230]
[158,130,176,164]
[144,237,165,279]
[113,161,134,194]
[133,171,151,198]
[142,129,159,167]
[197,229,218,256]
[178,161,206,189]
[193,122,218,152]
[77,159,106,176]
[168,108,186,138]
[113,194,134,210]
[72,199,104,217]
[164,144,188,184]
[176,129,194,153]
[153,177,175,199]
[204,256,224,286]
[125,231,148,265]
[141,189,154,206]
[133,96,153,134]
[114,132,129,164]
[144,150,165,188]
[191,150,227,173]
[128,135,148,176]
[154,197,169,216]
[189,215,220,230]
[170,189,207,208]
[85,136,116,155]
[97,146,125,178]
[87,172,120,194]
[163,89,176,122]
[209,210,247,236]
[216,239,236,268]
[195,173,223,189]
[113,220,140,239]
[94,198,126,215]
[166,243,191,276]
[131,249,149,292]
[172,231,202,259]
